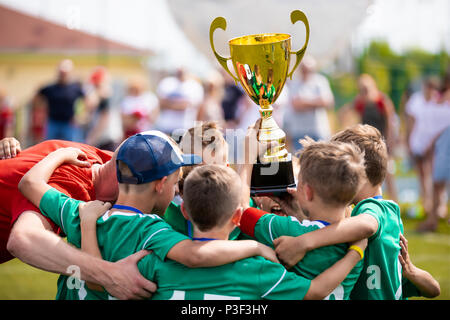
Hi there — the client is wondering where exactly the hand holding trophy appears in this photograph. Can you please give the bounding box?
[209,10,310,195]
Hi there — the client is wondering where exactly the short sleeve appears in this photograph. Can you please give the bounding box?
[137,252,159,283]
[258,261,311,300]
[139,218,190,261]
[39,188,83,237]
[351,199,384,241]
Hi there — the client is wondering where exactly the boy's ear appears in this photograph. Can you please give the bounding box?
[154,176,168,194]
[180,202,190,221]
[305,183,314,202]
[231,207,243,227]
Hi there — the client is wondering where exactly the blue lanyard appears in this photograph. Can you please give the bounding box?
[187,221,217,241]
[373,195,383,200]
[315,220,330,226]
[112,204,143,214]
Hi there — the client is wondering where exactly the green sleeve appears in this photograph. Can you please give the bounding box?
[254,214,318,248]
[39,188,83,244]
[258,260,311,300]
[351,199,384,241]
[137,252,159,284]
[139,218,190,261]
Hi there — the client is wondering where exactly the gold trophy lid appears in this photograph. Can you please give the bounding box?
[229,33,291,46]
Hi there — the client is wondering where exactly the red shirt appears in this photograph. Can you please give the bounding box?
[0,140,112,263]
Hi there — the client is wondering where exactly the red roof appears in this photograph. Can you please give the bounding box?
[0,4,149,55]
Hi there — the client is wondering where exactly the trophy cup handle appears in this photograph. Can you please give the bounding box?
[209,17,240,83]
[287,10,310,80]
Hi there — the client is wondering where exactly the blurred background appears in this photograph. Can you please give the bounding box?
[0,0,448,299]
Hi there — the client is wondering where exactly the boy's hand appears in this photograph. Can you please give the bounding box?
[0,137,21,159]
[398,233,416,277]
[52,147,91,168]
[79,200,111,225]
[273,235,307,269]
[256,242,280,264]
[268,187,304,219]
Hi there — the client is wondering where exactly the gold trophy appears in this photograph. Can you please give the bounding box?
[210,10,310,195]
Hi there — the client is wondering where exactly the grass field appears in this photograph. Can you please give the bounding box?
[0,217,448,300]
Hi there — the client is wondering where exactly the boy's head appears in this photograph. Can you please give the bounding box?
[182,165,242,233]
[178,121,229,196]
[116,131,201,214]
[331,124,387,188]
[296,138,366,216]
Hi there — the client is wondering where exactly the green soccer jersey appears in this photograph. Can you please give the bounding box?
[248,213,363,300]
[349,198,405,300]
[39,188,190,300]
[138,251,312,300]
[163,198,259,240]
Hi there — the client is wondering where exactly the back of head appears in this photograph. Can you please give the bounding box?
[331,124,387,186]
[178,122,228,194]
[299,138,366,206]
[183,164,241,232]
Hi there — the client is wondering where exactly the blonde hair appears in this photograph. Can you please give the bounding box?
[331,124,388,186]
[183,165,241,231]
[298,138,366,205]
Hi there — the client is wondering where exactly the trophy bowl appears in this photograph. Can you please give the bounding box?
[209,10,310,195]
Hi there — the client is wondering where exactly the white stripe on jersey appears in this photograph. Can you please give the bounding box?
[142,228,169,250]
[60,198,70,234]
[290,217,327,229]
[261,269,287,298]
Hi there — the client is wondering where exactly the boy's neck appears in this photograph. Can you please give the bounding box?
[91,160,119,202]
[307,202,347,225]
[192,226,231,241]
[112,193,156,215]
[355,182,383,203]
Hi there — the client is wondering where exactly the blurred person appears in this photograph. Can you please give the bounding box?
[196,70,225,126]
[338,74,398,202]
[0,87,14,140]
[417,72,450,232]
[219,69,245,129]
[155,67,204,138]
[85,67,117,151]
[405,76,444,215]
[33,59,86,142]
[120,77,159,139]
[283,55,334,151]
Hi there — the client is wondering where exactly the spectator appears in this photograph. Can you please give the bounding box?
[85,66,116,151]
[33,59,86,142]
[405,76,444,215]
[0,87,14,140]
[196,70,225,127]
[338,73,399,202]
[219,69,245,129]
[155,67,204,139]
[120,77,159,139]
[283,55,334,151]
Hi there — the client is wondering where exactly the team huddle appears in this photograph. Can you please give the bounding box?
[0,121,441,300]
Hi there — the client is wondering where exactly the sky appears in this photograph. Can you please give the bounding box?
[0,0,448,75]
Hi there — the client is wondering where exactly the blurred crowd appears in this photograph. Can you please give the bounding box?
[0,56,449,232]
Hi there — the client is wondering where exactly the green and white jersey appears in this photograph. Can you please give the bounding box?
[39,188,189,300]
[138,252,311,300]
[244,211,363,300]
[350,198,405,300]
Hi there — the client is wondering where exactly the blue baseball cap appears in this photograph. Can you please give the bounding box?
[116,130,202,184]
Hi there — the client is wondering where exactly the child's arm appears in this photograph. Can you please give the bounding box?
[273,213,378,268]
[79,200,112,292]
[18,147,91,208]
[166,239,279,268]
[399,234,440,298]
[304,238,367,300]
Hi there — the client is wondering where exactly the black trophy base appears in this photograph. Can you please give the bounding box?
[250,155,296,197]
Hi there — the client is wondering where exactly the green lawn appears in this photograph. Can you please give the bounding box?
[0,218,448,300]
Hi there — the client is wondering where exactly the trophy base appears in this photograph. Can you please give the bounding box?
[250,154,296,197]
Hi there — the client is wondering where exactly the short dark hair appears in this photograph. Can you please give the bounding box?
[331,124,388,186]
[183,164,241,232]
